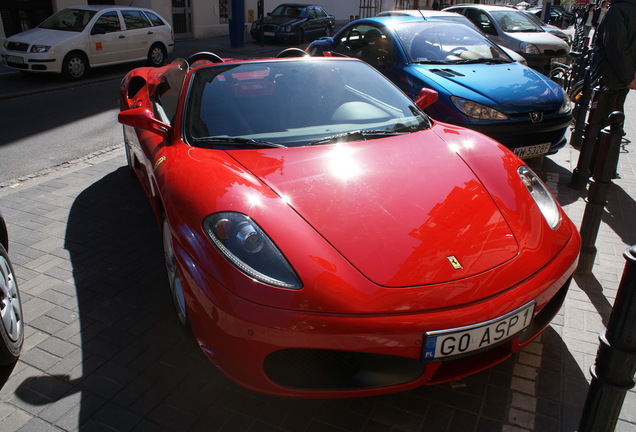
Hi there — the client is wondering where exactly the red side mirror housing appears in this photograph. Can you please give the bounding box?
[414,88,438,110]
[118,108,171,139]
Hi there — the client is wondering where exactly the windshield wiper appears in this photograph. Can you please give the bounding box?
[192,137,287,149]
[453,58,512,64]
[414,60,452,65]
[308,130,407,146]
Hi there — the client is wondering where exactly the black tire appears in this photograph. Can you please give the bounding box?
[569,79,587,122]
[62,52,88,80]
[147,43,167,67]
[123,126,135,176]
[162,217,189,328]
[548,66,569,91]
[0,244,23,366]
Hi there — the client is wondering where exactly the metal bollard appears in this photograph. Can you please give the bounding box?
[577,245,636,432]
[570,66,592,150]
[577,111,624,274]
[570,85,613,189]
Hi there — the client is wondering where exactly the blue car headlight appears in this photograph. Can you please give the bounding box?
[558,91,572,115]
[518,166,561,229]
[451,96,509,120]
[204,212,302,289]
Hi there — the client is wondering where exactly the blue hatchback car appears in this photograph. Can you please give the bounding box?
[307,17,572,158]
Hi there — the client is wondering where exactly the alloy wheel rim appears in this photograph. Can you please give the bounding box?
[163,220,187,324]
[68,58,85,78]
[0,256,22,342]
[151,48,164,65]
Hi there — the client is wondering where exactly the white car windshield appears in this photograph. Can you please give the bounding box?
[491,10,543,33]
[184,59,430,148]
[39,8,96,32]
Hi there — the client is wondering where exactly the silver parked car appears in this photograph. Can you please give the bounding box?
[444,4,569,74]
[1,5,174,80]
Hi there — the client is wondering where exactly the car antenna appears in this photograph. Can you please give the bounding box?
[417,9,427,21]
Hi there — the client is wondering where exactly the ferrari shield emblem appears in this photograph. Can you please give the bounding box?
[447,256,463,270]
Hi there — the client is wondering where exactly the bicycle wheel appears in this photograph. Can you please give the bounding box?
[570,79,587,121]
[548,67,569,91]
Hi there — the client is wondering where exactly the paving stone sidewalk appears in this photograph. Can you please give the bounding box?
[0,36,635,432]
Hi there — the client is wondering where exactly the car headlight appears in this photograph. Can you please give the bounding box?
[451,96,509,120]
[519,42,540,55]
[30,45,51,53]
[251,22,259,30]
[3,40,8,49]
[204,212,302,289]
[558,90,572,115]
[518,166,561,229]
[284,25,292,32]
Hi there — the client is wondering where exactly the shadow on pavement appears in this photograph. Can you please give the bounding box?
[11,165,589,430]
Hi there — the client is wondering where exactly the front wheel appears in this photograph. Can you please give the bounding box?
[62,52,88,80]
[0,245,23,366]
[162,217,188,328]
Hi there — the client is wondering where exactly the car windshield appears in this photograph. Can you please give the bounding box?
[39,8,96,32]
[394,22,512,65]
[184,59,430,148]
[490,10,543,32]
[270,5,305,18]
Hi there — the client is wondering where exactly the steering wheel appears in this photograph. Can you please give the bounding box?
[276,48,309,58]
[450,47,468,55]
[186,52,223,66]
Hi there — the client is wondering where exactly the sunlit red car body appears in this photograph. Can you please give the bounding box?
[118,54,580,398]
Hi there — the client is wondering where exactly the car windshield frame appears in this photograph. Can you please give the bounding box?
[392,21,512,65]
[490,10,543,33]
[38,8,97,32]
[182,58,430,149]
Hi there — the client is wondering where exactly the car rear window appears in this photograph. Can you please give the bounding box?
[122,10,151,29]
[144,11,166,27]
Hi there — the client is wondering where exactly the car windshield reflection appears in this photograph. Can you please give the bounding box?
[184,59,430,148]
[394,22,513,65]
[39,8,96,32]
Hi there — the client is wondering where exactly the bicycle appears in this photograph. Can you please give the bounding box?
[548,45,590,120]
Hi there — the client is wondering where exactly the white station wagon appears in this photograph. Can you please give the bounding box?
[1,5,174,80]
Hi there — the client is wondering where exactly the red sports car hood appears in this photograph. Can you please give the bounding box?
[230,131,519,287]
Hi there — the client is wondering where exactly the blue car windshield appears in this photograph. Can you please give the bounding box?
[39,8,96,32]
[394,22,512,64]
[491,10,543,32]
[184,59,430,148]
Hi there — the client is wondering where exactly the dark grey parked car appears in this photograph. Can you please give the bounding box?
[250,3,335,43]
[0,210,23,366]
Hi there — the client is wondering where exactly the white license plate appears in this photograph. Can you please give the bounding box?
[264,32,275,36]
[6,55,24,64]
[423,301,535,361]
[513,142,551,159]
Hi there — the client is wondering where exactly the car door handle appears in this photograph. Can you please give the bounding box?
[119,35,125,38]
[147,31,154,35]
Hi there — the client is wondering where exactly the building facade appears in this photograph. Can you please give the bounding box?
[0,0,453,43]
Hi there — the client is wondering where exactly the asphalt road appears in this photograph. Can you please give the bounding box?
[0,66,127,185]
